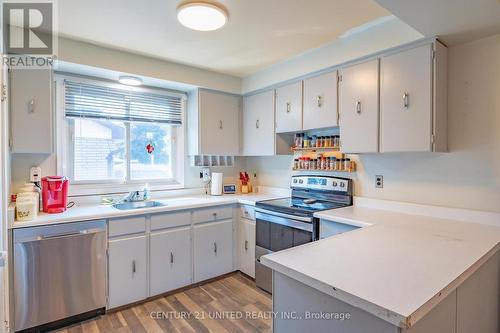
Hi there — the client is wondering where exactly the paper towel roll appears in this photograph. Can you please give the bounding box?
[210,173,223,196]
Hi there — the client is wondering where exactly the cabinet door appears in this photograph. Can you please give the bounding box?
[10,68,53,153]
[303,71,338,130]
[275,81,303,133]
[339,60,379,153]
[194,220,233,282]
[199,90,240,155]
[108,235,147,308]
[380,44,433,152]
[150,227,192,296]
[238,218,255,278]
[242,90,275,156]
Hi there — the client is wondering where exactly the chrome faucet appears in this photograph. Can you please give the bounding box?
[121,190,143,202]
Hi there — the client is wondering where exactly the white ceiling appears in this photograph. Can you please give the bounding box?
[57,0,389,77]
[374,0,500,45]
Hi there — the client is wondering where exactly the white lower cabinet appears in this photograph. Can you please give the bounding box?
[108,235,148,309]
[150,226,192,296]
[194,219,234,282]
[238,218,256,278]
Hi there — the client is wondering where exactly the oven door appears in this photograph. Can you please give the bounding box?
[254,209,314,293]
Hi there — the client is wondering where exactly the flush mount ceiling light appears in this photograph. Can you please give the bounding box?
[118,75,142,86]
[177,2,228,31]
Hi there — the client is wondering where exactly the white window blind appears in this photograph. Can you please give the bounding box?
[64,80,184,124]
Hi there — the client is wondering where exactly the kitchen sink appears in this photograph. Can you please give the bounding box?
[112,201,165,210]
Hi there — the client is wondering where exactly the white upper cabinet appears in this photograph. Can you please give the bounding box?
[275,81,303,133]
[303,71,338,130]
[10,67,53,154]
[188,89,241,155]
[242,90,275,156]
[339,60,379,153]
[380,43,447,152]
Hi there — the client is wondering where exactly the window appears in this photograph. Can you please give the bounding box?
[57,76,185,194]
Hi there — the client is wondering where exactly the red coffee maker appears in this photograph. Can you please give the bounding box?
[41,176,69,213]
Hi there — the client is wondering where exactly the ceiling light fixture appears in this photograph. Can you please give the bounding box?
[177,2,228,31]
[118,75,142,86]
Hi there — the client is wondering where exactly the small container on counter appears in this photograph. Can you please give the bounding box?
[329,157,335,170]
[294,158,299,170]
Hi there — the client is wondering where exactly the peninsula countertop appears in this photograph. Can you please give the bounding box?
[261,202,500,329]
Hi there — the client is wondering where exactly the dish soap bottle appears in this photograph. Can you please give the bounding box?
[143,183,151,201]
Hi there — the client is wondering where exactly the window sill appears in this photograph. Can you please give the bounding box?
[68,181,184,197]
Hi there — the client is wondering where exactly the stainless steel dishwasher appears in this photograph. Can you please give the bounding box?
[13,220,107,332]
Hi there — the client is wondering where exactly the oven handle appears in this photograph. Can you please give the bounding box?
[255,210,313,233]
[255,208,313,223]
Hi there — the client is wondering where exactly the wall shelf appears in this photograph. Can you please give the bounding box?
[292,146,340,152]
[292,168,355,173]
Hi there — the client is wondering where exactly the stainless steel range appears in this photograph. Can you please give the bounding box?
[254,175,353,293]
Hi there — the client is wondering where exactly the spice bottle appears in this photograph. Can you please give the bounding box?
[311,135,317,148]
[294,159,299,170]
[327,157,333,170]
[344,158,350,171]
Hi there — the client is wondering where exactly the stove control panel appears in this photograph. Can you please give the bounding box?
[291,176,350,193]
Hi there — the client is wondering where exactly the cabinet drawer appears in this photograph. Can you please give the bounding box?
[108,216,146,237]
[192,206,233,224]
[151,211,190,231]
[239,205,255,221]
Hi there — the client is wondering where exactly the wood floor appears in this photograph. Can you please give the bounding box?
[52,273,272,333]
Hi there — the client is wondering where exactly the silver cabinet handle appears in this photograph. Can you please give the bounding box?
[214,242,217,254]
[170,252,174,264]
[244,240,248,251]
[255,119,259,129]
[356,101,361,114]
[403,92,409,108]
[317,95,322,107]
[132,260,136,274]
[286,102,291,113]
[28,99,35,113]
[212,212,217,219]
[219,120,223,129]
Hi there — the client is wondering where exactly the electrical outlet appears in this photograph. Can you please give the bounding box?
[201,167,211,182]
[30,166,42,182]
[375,175,383,188]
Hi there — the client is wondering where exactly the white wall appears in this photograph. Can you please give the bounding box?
[248,34,500,213]
[242,17,423,93]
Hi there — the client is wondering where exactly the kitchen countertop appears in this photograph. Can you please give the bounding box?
[9,192,286,229]
[261,202,500,329]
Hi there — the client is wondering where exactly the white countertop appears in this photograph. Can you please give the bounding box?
[10,192,286,229]
[261,201,500,329]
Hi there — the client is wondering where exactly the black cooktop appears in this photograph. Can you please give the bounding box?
[256,197,350,217]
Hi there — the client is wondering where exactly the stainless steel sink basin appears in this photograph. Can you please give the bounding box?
[112,201,165,210]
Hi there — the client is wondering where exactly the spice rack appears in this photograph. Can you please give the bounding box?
[291,132,356,173]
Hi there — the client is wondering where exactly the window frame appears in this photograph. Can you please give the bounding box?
[55,74,186,196]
